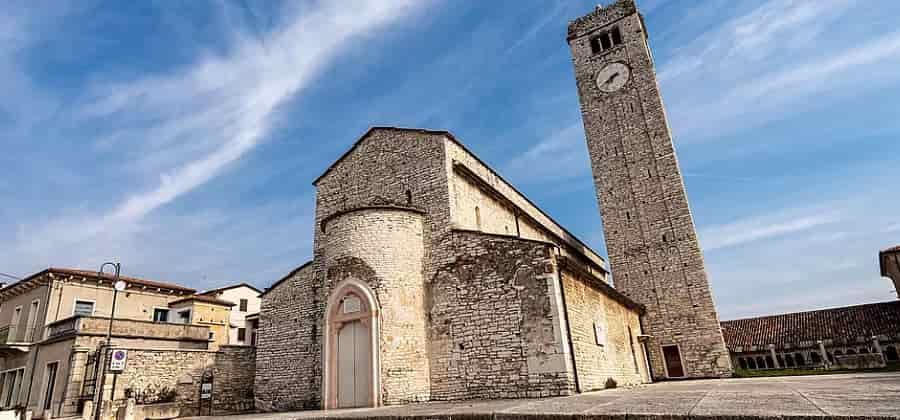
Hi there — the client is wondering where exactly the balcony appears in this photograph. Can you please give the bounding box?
[45,316,210,342]
[0,325,32,355]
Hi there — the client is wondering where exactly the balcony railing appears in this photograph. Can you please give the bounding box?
[44,316,210,342]
[0,324,43,345]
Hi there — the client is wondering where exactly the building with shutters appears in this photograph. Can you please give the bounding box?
[199,283,262,346]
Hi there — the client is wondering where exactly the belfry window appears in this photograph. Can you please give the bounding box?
[590,26,624,54]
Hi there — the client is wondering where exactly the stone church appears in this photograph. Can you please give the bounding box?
[254,0,731,411]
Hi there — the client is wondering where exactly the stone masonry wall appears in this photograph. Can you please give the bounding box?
[428,230,575,400]
[561,269,647,390]
[322,209,429,405]
[103,346,254,417]
[568,0,732,379]
[212,346,256,415]
[254,263,319,411]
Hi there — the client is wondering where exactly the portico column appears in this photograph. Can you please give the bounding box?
[768,344,780,369]
[872,336,883,355]
[817,340,829,368]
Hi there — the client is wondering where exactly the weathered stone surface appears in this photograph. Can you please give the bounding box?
[567,0,732,379]
[182,373,900,420]
[561,269,648,390]
[255,127,651,409]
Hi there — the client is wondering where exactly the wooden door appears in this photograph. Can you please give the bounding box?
[336,320,371,408]
[662,345,684,378]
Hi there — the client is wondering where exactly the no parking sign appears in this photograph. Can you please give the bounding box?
[109,349,128,372]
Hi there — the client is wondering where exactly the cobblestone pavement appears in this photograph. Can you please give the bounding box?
[183,372,900,420]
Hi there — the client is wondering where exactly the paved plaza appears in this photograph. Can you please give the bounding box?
[184,372,900,420]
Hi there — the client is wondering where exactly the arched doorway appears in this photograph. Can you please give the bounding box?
[324,280,379,409]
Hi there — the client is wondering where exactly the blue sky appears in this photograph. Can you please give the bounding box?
[2,0,899,320]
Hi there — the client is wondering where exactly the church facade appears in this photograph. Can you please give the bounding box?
[255,128,651,410]
[254,0,732,411]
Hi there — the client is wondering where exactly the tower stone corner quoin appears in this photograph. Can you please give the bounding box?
[566,0,733,379]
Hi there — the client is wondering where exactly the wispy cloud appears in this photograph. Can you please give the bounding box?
[3,0,423,280]
[658,0,900,142]
[700,210,838,251]
[503,122,590,184]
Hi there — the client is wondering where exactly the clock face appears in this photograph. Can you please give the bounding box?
[595,62,631,93]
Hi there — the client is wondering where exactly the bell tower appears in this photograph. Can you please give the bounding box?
[567,0,732,379]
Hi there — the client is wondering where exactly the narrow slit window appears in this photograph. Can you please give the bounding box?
[475,206,481,230]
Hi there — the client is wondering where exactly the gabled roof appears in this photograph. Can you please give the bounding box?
[312,127,451,185]
[720,301,900,350]
[261,261,313,298]
[199,282,263,296]
[169,294,235,307]
[1,268,196,298]
[311,126,607,272]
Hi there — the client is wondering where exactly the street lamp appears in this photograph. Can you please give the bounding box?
[93,262,126,420]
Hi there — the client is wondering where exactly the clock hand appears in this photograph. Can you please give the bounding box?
[604,73,619,86]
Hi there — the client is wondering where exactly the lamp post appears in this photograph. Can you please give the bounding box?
[93,262,126,420]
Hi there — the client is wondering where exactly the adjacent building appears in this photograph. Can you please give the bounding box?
[721,245,900,371]
[721,301,900,371]
[0,268,247,419]
[881,246,900,299]
[200,284,262,346]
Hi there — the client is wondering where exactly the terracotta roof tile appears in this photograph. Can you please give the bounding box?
[720,301,900,350]
[169,294,235,307]
[48,268,196,293]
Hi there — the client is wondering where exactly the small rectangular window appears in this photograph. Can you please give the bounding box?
[239,299,248,312]
[153,308,170,323]
[74,300,94,317]
[208,331,215,340]
[237,328,246,342]
[178,310,191,324]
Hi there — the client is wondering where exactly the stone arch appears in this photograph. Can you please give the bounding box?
[765,355,775,369]
[810,352,821,365]
[747,357,757,369]
[794,353,805,366]
[776,354,785,368]
[885,346,899,361]
[323,278,381,409]
[784,354,795,367]
[755,356,765,369]
[738,358,747,370]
